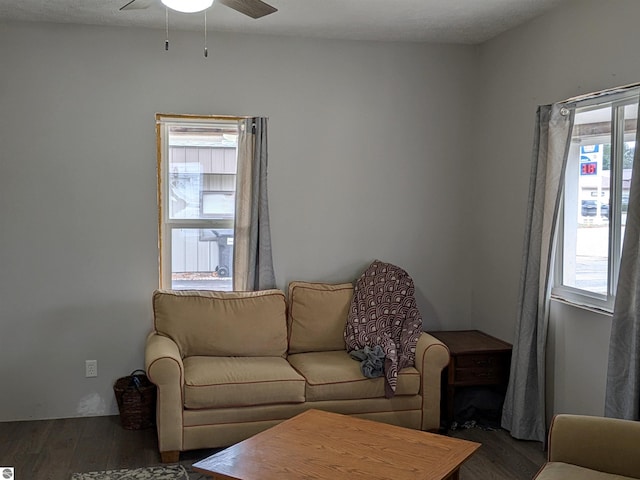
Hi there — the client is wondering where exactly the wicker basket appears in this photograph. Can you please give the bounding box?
[113,370,156,430]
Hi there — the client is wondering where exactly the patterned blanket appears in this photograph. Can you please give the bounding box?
[344,260,423,397]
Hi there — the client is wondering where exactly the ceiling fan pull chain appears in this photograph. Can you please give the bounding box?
[165,7,169,51]
[204,10,208,58]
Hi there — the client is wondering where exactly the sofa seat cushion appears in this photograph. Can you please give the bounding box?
[183,356,306,409]
[535,462,637,480]
[288,350,420,402]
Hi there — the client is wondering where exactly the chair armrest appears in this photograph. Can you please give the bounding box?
[145,332,184,454]
[414,332,450,431]
[146,331,184,385]
[548,414,640,477]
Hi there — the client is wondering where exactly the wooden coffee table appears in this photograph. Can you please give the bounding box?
[192,409,480,480]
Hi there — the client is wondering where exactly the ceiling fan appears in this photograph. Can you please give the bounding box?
[120,0,277,19]
[120,0,277,57]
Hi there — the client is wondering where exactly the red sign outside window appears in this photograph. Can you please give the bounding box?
[580,162,597,175]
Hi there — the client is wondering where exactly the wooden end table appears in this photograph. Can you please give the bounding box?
[428,330,512,425]
[192,409,480,480]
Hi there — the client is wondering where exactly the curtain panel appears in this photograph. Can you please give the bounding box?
[605,95,640,419]
[501,104,574,442]
[233,117,276,291]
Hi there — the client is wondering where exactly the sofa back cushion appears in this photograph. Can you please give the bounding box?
[287,281,354,354]
[153,289,288,358]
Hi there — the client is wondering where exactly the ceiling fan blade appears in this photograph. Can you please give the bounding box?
[218,0,277,19]
[119,0,154,11]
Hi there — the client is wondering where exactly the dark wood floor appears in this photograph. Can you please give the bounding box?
[0,415,546,479]
[451,426,546,479]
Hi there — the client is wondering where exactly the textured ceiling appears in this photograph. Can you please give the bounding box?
[0,0,568,44]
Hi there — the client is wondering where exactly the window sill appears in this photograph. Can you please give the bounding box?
[550,295,613,317]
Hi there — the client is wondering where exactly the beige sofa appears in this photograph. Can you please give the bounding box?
[146,282,450,463]
[534,414,640,479]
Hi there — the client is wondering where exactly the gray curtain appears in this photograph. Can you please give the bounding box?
[233,117,276,291]
[605,96,640,419]
[501,104,574,442]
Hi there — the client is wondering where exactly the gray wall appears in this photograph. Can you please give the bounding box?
[0,21,478,420]
[473,0,640,418]
[3,0,638,423]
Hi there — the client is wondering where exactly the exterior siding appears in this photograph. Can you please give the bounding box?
[169,146,236,273]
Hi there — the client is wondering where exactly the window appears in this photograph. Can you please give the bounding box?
[553,90,638,311]
[157,115,240,291]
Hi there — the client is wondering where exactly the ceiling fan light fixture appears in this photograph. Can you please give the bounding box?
[161,0,214,13]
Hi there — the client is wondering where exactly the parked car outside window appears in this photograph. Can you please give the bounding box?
[581,199,609,219]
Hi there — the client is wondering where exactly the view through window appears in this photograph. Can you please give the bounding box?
[157,115,239,291]
[556,93,637,310]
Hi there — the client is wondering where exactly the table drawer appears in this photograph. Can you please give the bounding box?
[454,366,507,383]
[455,354,506,369]
[453,353,510,384]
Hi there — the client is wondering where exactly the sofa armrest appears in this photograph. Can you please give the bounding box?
[548,414,640,477]
[414,332,449,431]
[145,332,184,455]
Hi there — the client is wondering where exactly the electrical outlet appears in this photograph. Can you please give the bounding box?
[85,360,98,378]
